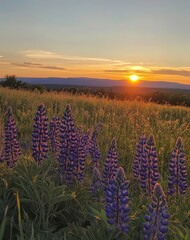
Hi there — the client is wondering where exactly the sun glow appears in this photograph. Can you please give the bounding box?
[129,75,139,82]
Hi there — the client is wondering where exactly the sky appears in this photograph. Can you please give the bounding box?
[0,0,190,84]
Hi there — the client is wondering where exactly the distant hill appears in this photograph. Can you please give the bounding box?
[1,77,190,89]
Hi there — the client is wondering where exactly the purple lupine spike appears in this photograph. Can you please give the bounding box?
[140,134,159,194]
[76,131,89,182]
[168,138,187,196]
[143,183,169,240]
[49,116,61,156]
[89,124,102,167]
[32,104,49,164]
[133,134,147,180]
[105,167,130,234]
[103,138,119,186]
[91,167,102,197]
[59,104,78,184]
[82,131,90,156]
[4,106,21,167]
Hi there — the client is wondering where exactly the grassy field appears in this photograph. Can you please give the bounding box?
[0,87,189,239]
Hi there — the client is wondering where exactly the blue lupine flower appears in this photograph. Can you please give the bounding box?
[76,131,89,182]
[168,137,187,196]
[143,183,169,240]
[4,106,21,167]
[59,104,78,184]
[91,167,102,197]
[133,134,147,180]
[103,138,119,186]
[32,104,49,164]
[105,167,130,234]
[49,116,61,156]
[140,135,159,194]
[89,124,102,167]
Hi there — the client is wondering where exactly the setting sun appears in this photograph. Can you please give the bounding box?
[129,75,139,82]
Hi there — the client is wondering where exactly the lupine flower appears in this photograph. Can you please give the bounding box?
[103,138,119,186]
[59,104,78,184]
[89,124,102,167]
[105,167,130,234]
[4,106,21,167]
[32,104,49,164]
[76,131,89,182]
[143,183,169,240]
[168,137,187,196]
[140,135,159,194]
[49,116,61,156]
[133,134,147,180]
[91,167,102,197]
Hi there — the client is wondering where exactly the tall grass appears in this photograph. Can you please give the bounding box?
[0,87,190,173]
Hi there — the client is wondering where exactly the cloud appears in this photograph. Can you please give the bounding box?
[23,50,124,63]
[24,61,42,66]
[23,61,65,70]
[152,68,190,77]
[0,61,65,71]
[105,66,190,77]
[24,51,63,59]
[104,66,151,73]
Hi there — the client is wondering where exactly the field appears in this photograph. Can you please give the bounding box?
[0,87,189,240]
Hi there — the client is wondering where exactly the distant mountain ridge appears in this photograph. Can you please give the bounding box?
[1,77,190,89]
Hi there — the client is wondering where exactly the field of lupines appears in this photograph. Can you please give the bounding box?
[0,87,189,240]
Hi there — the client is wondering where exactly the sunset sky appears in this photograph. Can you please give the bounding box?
[0,0,190,84]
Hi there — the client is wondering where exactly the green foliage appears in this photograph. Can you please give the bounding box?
[14,159,73,231]
[170,226,190,240]
[64,220,126,240]
[0,206,8,240]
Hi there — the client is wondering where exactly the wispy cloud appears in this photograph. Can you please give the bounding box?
[0,60,65,71]
[152,68,190,77]
[105,66,151,73]
[23,50,125,63]
[105,66,190,77]
[23,61,65,70]
[24,51,63,59]
[24,62,42,66]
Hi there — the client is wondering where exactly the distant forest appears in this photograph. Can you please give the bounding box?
[1,75,190,107]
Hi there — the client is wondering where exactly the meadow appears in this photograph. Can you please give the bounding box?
[0,87,189,240]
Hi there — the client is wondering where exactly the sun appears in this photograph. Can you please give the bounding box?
[129,75,139,82]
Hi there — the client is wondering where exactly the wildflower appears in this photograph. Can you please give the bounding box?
[4,106,21,167]
[140,135,159,194]
[32,104,49,164]
[143,183,169,240]
[76,131,89,182]
[103,138,119,186]
[105,167,130,234]
[133,134,147,180]
[91,167,102,197]
[89,124,102,167]
[168,138,187,196]
[59,105,77,184]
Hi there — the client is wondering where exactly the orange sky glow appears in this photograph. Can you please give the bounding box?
[1,1,190,85]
